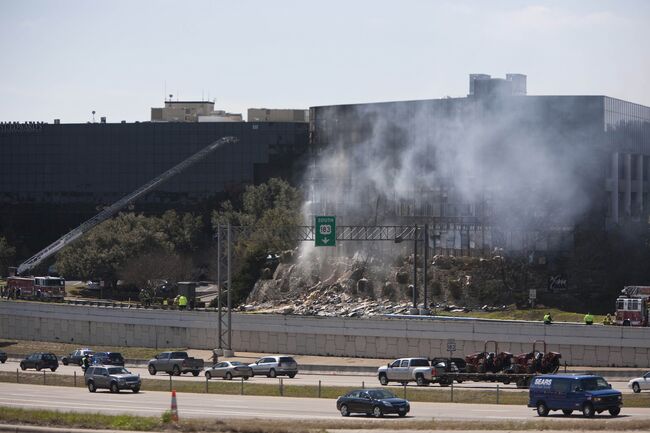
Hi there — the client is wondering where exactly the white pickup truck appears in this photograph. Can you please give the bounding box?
[377,357,436,386]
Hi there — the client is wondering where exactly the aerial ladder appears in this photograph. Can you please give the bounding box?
[16,136,238,276]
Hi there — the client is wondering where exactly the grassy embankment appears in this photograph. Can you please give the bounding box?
[1,406,650,432]
[434,307,606,324]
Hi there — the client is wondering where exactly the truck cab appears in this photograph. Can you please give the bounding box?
[615,296,649,326]
[377,357,434,386]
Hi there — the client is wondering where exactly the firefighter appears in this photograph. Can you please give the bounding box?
[584,312,594,325]
[543,312,552,325]
[162,298,169,308]
[178,294,188,310]
[603,313,613,325]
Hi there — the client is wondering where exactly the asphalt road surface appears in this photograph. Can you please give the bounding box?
[1,383,649,422]
[0,360,636,393]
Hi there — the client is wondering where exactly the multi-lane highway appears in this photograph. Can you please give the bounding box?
[0,359,635,393]
[1,383,649,421]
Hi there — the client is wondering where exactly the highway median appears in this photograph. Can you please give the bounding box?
[2,370,650,408]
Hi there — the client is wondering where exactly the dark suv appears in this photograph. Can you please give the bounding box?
[93,352,125,366]
[61,348,94,366]
[20,353,58,371]
[85,365,141,393]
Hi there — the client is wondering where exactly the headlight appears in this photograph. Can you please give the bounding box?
[118,378,126,384]
[618,395,622,400]
[382,401,393,407]
[593,397,601,402]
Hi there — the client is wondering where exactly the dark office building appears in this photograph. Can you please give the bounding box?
[0,121,309,252]
[308,74,650,255]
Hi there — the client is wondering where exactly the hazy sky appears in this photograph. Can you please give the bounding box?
[1,0,648,123]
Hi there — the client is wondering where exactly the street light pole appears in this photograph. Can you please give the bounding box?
[412,224,418,310]
[423,223,428,312]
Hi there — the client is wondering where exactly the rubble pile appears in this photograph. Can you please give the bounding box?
[242,248,545,317]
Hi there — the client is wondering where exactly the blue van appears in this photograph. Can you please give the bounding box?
[528,374,622,417]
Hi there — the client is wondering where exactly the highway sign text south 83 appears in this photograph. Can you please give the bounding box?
[315,216,336,247]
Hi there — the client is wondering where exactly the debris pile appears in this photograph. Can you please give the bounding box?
[240,248,525,318]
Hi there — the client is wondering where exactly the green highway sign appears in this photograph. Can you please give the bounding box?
[315,216,336,247]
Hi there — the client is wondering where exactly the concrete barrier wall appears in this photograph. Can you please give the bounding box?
[1,300,649,367]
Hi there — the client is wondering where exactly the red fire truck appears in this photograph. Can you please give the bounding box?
[6,276,65,301]
[615,286,650,326]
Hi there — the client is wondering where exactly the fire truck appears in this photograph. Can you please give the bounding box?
[615,286,650,326]
[6,276,65,301]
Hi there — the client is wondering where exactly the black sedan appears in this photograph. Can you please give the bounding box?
[336,389,410,417]
[0,351,7,363]
[20,352,59,371]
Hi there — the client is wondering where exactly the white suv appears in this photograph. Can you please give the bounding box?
[249,355,298,378]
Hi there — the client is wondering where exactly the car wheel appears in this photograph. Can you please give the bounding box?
[110,382,120,393]
[562,409,573,416]
[225,372,233,380]
[20,362,26,371]
[633,382,641,393]
[268,369,277,378]
[536,402,549,417]
[250,372,255,377]
[288,373,296,378]
[192,371,199,377]
[51,367,57,372]
[582,403,595,418]
[243,376,249,380]
[340,404,350,417]
[148,365,157,375]
[416,374,428,386]
[373,406,384,418]
[172,365,181,376]
[379,374,388,386]
[132,387,140,393]
[62,359,69,366]
[205,371,212,380]
[87,381,96,393]
[609,407,621,417]
[398,412,407,417]
[35,363,42,372]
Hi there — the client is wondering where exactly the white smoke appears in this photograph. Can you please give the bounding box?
[304,91,602,252]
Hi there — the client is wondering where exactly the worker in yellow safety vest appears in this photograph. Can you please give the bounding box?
[603,313,612,325]
[543,313,552,325]
[178,295,188,310]
[584,312,594,325]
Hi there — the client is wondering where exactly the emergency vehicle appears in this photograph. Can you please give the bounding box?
[615,286,650,326]
[6,276,65,301]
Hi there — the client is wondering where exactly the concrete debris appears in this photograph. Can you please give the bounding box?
[244,249,526,318]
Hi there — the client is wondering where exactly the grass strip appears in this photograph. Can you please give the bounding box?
[3,370,650,408]
[2,406,650,432]
[0,338,181,360]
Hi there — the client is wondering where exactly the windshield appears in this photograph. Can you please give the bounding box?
[580,377,610,391]
[367,389,396,399]
[107,367,129,375]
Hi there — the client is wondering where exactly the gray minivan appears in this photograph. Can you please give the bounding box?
[528,374,622,417]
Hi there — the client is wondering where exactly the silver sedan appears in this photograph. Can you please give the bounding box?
[204,361,252,380]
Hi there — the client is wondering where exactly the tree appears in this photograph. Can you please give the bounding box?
[211,178,302,304]
[0,236,16,277]
[55,211,203,287]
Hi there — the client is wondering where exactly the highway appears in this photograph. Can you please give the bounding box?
[0,360,635,393]
[1,383,649,421]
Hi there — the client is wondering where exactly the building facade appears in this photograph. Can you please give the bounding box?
[151,101,243,122]
[308,75,650,255]
[0,121,308,253]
